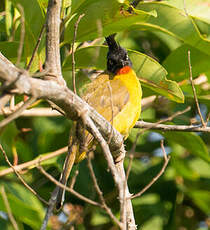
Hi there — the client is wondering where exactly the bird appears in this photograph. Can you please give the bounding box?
[55,35,142,210]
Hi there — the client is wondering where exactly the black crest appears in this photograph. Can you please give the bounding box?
[105,35,132,74]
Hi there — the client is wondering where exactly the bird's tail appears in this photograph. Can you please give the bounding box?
[55,141,78,210]
[55,126,93,210]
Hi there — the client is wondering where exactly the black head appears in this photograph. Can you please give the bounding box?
[105,36,132,74]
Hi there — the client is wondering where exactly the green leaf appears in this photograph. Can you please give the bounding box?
[71,0,86,14]
[137,2,210,56]
[0,183,44,229]
[5,0,13,37]
[171,156,199,180]
[0,42,19,62]
[167,0,210,23]
[189,158,210,178]
[163,44,210,81]
[12,0,45,71]
[130,50,184,103]
[64,0,155,42]
[164,132,210,163]
[187,190,210,214]
[91,209,110,226]
[5,183,44,212]
[63,46,184,102]
[132,194,160,206]
[141,216,163,230]
[0,219,16,230]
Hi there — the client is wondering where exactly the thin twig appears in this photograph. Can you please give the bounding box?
[0,107,61,117]
[0,96,36,128]
[126,154,134,181]
[2,106,209,133]
[40,187,58,230]
[38,165,100,206]
[206,112,210,124]
[135,121,210,133]
[72,14,85,94]
[0,146,67,177]
[160,140,168,161]
[0,144,49,205]
[55,133,77,210]
[131,106,191,153]
[69,170,79,189]
[188,50,206,127]
[131,140,170,199]
[87,154,122,228]
[16,4,25,66]
[0,186,19,230]
[143,106,191,132]
[26,23,46,70]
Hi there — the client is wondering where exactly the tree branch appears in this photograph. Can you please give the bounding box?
[0,96,36,128]
[135,121,210,133]
[0,53,124,155]
[45,0,65,85]
[0,146,67,177]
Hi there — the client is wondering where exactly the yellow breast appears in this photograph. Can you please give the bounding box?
[112,68,142,137]
[82,68,142,138]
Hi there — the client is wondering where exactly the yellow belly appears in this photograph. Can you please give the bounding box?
[112,69,142,137]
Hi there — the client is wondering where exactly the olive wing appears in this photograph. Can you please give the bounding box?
[82,74,130,122]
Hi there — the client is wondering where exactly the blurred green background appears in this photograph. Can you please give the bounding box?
[0,0,210,229]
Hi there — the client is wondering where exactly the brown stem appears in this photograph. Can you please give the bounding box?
[0,146,67,177]
[16,4,25,66]
[45,0,65,85]
[188,50,206,127]
[71,14,85,94]
[135,121,210,133]
[26,24,46,71]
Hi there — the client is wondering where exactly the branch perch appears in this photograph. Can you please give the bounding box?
[135,121,210,133]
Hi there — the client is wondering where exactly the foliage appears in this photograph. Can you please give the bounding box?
[0,0,210,230]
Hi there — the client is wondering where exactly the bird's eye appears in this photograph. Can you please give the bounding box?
[125,55,128,61]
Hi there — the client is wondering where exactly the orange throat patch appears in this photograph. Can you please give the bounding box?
[116,66,131,75]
